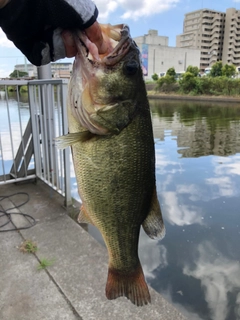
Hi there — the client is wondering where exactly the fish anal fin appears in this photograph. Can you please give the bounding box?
[142,187,166,240]
[105,264,151,307]
[77,205,94,225]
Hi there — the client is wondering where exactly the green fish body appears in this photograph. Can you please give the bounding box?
[57,24,165,306]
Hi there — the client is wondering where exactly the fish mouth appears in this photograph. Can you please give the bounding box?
[74,24,137,67]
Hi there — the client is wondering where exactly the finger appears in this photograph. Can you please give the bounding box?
[85,21,108,54]
[61,30,77,57]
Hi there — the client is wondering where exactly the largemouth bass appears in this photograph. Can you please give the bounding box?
[57,24,165,306]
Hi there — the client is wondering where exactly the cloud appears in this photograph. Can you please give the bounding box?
[177,184,202,202]
[204,156,240,199]
[183,241,240,320]
[214,155,240,177]
[95,0,119,19]
[155,147,184,175]
[121,0,179,20]
[0,29,14,48]
[206,176,236,197]
[0,66,12,78]
[95,0,179,20]
[162,191,203,226]
[139,230,168,279]
[236,293,240,319]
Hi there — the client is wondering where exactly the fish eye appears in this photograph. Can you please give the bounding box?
[123,60,139,76]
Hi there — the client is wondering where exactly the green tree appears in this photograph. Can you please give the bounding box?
[186,65,199,77]
[152,73,159,81]
[166,67,176,77]
[179,72,197,93]
[9,70,28,78]
[222,64,236,78]
[209,61,223,77]
[156,74,177,92]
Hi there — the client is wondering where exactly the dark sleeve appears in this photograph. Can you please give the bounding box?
[0,0,98,65]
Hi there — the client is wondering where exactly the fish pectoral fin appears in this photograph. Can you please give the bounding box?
[77,205,94,225]
[142,187,166,240]
[106,264,151,306]
[90,100,136,134]
[55,131,94,149]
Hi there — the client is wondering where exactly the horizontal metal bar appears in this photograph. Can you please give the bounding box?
[0,80,28,85]
[0,79,68,86]
[0,174,36,185]
[28,79,69,85]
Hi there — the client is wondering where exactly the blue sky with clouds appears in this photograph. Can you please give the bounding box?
[0,0,239,77]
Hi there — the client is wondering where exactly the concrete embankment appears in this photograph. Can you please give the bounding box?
[0,181,187,320]
[147,93,240,104]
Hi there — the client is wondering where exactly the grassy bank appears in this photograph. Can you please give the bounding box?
[146,76,240,103]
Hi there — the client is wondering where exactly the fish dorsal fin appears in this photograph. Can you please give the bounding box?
[55,131,93,149]
[142,187,166,240]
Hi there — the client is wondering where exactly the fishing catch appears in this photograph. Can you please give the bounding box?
[57,24,165,306]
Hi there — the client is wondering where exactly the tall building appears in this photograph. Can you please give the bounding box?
[176,9,225,71]
[222,8,240,66]
[176,7,240,71]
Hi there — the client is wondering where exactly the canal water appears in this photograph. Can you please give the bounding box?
[146,99,240,320]
[1,93,240,320]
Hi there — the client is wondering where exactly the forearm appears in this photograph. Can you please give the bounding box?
[0,0,10,9]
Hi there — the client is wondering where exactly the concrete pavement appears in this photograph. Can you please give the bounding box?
[0,180,187,320]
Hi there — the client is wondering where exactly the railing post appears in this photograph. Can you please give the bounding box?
[28,84,42,178]
[61,79,72,207]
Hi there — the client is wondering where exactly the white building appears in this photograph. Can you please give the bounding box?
[134,30,201,79]
[14,62,73,78]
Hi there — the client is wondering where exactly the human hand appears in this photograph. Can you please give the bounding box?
[62,21,107,58]
[0,0,107,66]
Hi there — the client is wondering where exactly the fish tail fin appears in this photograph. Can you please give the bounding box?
[105,264,151,306]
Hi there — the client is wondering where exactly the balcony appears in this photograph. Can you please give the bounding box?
[233,57,240,64]
[209,43,220,51]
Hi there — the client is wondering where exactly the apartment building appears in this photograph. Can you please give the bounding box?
[222,8,240,66]
[177,7,240,71]
[176,9,225,71]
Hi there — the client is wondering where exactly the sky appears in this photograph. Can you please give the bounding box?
[0,0,239,77]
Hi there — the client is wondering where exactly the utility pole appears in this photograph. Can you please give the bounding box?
[37,64,52,79]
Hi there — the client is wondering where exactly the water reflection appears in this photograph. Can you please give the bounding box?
[146,99,240,320]
[183,241,240,320]
[151,99,240,157]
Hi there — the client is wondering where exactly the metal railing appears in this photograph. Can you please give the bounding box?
[0,79,72,206]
